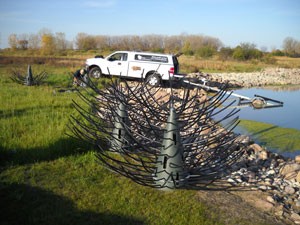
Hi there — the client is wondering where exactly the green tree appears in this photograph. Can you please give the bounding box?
[195,46,215,58]
[232,46,245,60]
[232,43,262,61]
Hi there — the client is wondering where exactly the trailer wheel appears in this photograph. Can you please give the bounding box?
[146,73,161,86]
[89,67,102,79]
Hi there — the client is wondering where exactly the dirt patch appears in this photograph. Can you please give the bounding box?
[196,189,289,225]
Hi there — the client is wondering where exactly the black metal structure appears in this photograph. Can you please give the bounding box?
[70,76,247,190]
[10,65,48,86]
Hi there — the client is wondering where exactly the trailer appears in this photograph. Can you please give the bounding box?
[174,74,284,109]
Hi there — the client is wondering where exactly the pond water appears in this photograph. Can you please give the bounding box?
[234,86,300,130]
[231,85,300,158]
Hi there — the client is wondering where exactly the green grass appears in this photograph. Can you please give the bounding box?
[0,66,85,165]
[0,153,218,225]
[239,120,300,154]
[1,62,289,225]
[1,61,294,225]
[0,64,227,225]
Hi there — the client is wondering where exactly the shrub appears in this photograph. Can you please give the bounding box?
[263,55,277,64]
[232,43,263,61]
[218,47,233,60]
[271,49,284,56]
[232,47,245,61]
[195,46,215,58]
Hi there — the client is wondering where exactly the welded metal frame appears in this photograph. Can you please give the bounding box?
[10,65,48,86]
[70,77,246,189]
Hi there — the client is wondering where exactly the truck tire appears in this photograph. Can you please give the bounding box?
[89,67,102,79]
[146,73,161,86]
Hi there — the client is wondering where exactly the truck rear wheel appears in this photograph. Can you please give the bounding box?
[146,73,161,86]
[89,67,102,79]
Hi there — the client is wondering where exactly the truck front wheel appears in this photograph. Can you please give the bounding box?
[146,73,161,86]
[89,67,102,79]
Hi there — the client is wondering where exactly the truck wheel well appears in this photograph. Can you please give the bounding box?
[88,66,102,78]
[88,65,100,70]
[145,71,161,79]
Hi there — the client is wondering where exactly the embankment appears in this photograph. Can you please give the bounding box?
[209,68,300,87]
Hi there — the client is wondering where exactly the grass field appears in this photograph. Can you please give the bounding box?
[2,49,300,74]
[0,64,227,225]
[1,56,299,224]
[179,55,300,73]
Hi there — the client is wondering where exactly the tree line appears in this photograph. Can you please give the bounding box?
[7,29,300,59]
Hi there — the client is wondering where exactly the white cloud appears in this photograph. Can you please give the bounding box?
[83,0,116,8]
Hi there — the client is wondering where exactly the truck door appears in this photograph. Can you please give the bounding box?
[107,53,129,76]
[128,62,145,78]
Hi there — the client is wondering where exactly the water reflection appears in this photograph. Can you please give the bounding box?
[262,85,300,92]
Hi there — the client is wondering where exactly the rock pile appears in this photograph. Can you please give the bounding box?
[188,68,300,88]
[225,135,300,224]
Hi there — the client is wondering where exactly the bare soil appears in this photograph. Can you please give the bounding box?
[196,189,290,225]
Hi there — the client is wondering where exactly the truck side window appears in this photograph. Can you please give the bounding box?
[122,53,128,61]
[108,53,128,61]
[108,53,121,61]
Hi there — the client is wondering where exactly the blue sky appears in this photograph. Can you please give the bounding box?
[0,0,299,50]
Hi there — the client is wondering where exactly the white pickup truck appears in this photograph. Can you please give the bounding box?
[85,51,180,86]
